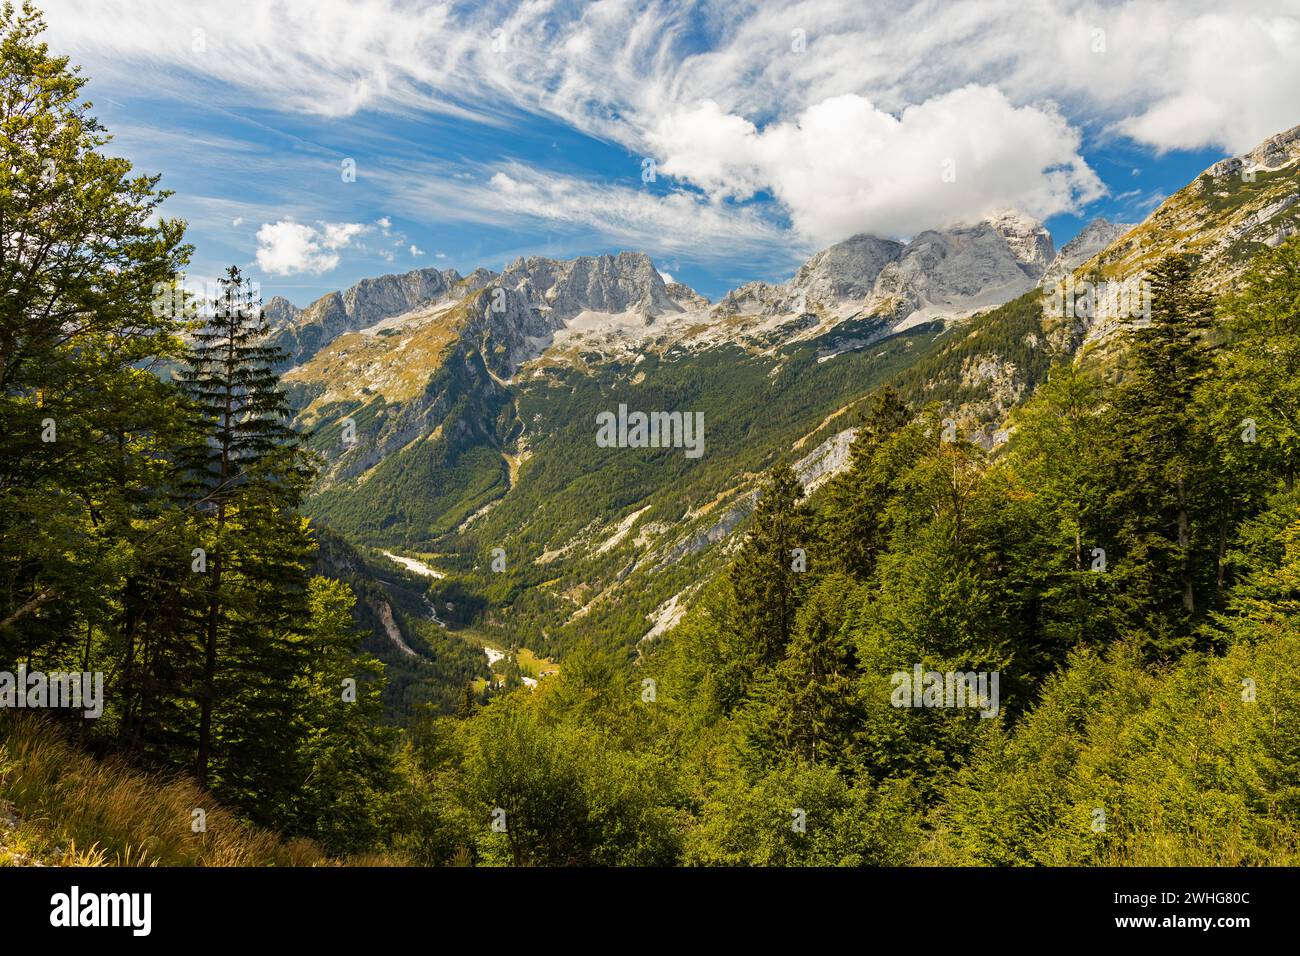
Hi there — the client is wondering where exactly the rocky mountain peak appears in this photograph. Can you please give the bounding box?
[268,266,466,365]
[859,215,1053,326]
[498,250,682,321]
[1039,217,1133,288]
[665,282,710,310]
[984,210,1055,275]
[262,295,300,328]
[790,234,905,306]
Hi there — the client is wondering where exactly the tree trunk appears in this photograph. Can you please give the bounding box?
[1177,477,1194,613]
[195,549,221,789]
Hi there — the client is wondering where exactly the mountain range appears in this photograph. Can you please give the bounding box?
[268,123,1300,691]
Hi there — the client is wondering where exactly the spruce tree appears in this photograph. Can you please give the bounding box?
[175,265,315,790]
[744,574,861,768]
[1111,254,1218,652]
[819,386,912,580]
[729,463,814,669]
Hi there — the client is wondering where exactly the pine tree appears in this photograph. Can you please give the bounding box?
[1111,254,1219,652]
[819,386,912,580]
[729,464,814,670]
[175,266,316,789]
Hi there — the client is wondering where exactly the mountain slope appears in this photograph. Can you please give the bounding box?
[269,216,1054,662]
[277,124,1300,667]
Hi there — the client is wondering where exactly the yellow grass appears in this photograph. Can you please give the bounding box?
[0,714,391,867]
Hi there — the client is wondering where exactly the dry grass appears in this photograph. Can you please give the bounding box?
[0,714,380,867]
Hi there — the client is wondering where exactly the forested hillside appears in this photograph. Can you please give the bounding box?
[3,2,1300,867]
[386,242,1300,865]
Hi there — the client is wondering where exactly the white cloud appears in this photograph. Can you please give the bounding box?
[38,0,1300,253]
[383,160,789,262]
[41,0,1300,155]
[652,87,1103,244]
[255,220,369,275]
[658,270,674,285]
[1110,12,1300,153]
[410,244,425,257]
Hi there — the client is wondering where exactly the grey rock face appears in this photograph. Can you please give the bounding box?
[715,214,1051,328]
[270,266,466,364]
[1039,218,1133,288]
[665,282,710,310]
[716,279,796,317]
[465,285,567,378]
[262,295,300,329]
[986,210,1055,275]
[498,251,682,320]
[863,216,1053,322]
[790,234,904,306]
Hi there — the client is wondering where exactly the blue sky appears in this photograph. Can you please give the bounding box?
[41,1,1300,305]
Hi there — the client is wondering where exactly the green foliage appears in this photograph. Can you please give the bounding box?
[393,237,1300,866]
[8,5,1300,866]
[0,9,411,861]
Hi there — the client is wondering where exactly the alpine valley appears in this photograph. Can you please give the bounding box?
[11,0,1300,874]
[278,124,1300,720]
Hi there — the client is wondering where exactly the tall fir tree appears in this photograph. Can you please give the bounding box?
[729,463,815,670]
[175,265,316,790]
[1111,254,1219,653]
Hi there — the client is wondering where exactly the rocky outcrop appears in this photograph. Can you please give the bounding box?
[269,266,467,365]
[790,234,905,308]
[1039,217,1133,288]
[665,281,711,310]
[497,251,683,321]
[1207,124,1300,179]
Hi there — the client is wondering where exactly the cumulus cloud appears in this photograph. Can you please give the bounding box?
[255,220,369,275]
[1108,12,1300,153]
[652,87,1104,244]
[409,244,425,257]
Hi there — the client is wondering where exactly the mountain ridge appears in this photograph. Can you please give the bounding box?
[283,121,1300,665]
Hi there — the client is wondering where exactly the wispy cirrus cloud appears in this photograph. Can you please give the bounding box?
[373,158,793,263]
[43,1,1300,153]
[35,0,1300,298]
